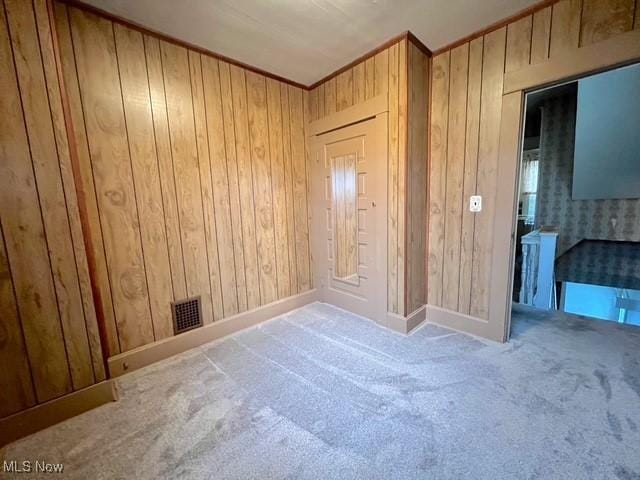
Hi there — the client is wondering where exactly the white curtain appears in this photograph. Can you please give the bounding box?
[520,149,539,223]
[521,150,539,193]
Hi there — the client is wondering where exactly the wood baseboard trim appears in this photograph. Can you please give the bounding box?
[108,289,319,377]
[385,305,427,334]
[406,305,427,333]
[0,380,117,447]
[425,305,504,342]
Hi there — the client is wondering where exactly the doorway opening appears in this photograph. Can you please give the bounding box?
[511,62,640,328]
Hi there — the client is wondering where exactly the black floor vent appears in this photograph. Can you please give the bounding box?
[172,296,202,334]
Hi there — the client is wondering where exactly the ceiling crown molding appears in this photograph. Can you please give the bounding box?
[57,0,309,89]
[307,31,433,91]
[432,0,559,56]
[57,0,556,88]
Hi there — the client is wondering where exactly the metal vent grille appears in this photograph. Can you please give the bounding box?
[172,296,202,334]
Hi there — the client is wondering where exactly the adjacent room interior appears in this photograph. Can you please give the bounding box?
[513,63,640,326]
[1,0,639,478]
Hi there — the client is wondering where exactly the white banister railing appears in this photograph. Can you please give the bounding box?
[519,226,559,309]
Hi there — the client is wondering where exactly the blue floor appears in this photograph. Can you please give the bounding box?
[3,302,640,479]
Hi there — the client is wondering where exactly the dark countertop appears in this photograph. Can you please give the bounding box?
[555,240,640,290]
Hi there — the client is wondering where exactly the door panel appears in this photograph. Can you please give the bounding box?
[311,114,387,323]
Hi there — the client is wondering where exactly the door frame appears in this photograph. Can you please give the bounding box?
[308,94,388,136]
[308,94,389,324]
[496,29,640,341]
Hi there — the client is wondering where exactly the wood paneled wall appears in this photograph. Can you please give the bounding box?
[428,0,640,320]
[308,39,413,316]
[52,4,312,355]
[406,44,429,315]
[0,0,104,419]
[4,0,634,422]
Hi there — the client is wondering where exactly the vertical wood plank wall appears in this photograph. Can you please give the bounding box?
[309,38,416,316]
[406,44,429,315]
[3,0,637,423]
[0,0,105,419]
[50,3,312,356]
[428,0,640,321]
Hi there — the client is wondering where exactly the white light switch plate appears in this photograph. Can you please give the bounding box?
[470,195,482,212]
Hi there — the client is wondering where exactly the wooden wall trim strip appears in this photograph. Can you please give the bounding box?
[56,0,307,90]
[53,2,122,357]
[503,28,640,93]
[432,0,560,55]
[489,91,523,343]
[403,38,410,315]
[0,379,117,447]
[307,94,388,136]
[46,0,110,375]
[107,289,318,377]
[36,0,104,384]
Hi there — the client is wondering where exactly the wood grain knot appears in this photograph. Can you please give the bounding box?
[105,189,126,206]
[95,104,123,133]
[119,268,146,299]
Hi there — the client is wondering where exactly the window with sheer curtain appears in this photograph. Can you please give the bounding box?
[520,149,539,224]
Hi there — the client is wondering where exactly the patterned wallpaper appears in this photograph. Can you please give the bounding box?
[535,89,640,256]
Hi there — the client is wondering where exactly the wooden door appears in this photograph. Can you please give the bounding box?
[310,114,387,323]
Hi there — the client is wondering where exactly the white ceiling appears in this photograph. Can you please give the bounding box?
[82,0,540,86]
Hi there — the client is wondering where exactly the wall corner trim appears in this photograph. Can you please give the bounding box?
[107,289,319,377]
[385,304,427,335]
[308,31,423,90]
[0,380,117,447]
[406,31,432,58]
